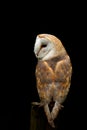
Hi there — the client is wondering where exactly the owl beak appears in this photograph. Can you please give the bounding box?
[34,40,42,58]
[34,46,40,57]
[35,52,38,57]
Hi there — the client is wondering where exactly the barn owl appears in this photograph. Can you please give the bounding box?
[33,34,72,128]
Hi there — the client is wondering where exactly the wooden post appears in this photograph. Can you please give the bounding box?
[30,103,58,130]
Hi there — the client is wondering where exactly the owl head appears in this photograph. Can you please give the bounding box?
[34,34,67,61]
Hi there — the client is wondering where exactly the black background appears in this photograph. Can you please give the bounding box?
[0,2,86,130]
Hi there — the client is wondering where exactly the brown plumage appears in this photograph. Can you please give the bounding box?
[33,34,72,128]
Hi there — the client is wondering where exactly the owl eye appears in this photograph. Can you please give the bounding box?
[41,44,47,48]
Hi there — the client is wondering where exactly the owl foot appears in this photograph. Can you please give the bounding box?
[58,104,64,110]
[32,102,44,107]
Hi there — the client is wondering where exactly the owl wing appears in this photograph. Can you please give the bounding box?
[35,60,55,103]
[53,55,72,102]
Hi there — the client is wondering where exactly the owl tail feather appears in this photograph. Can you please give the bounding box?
[47,102,63,128]
[48,119,55,128]
[51,101,63,121]
[44,104,55,128]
